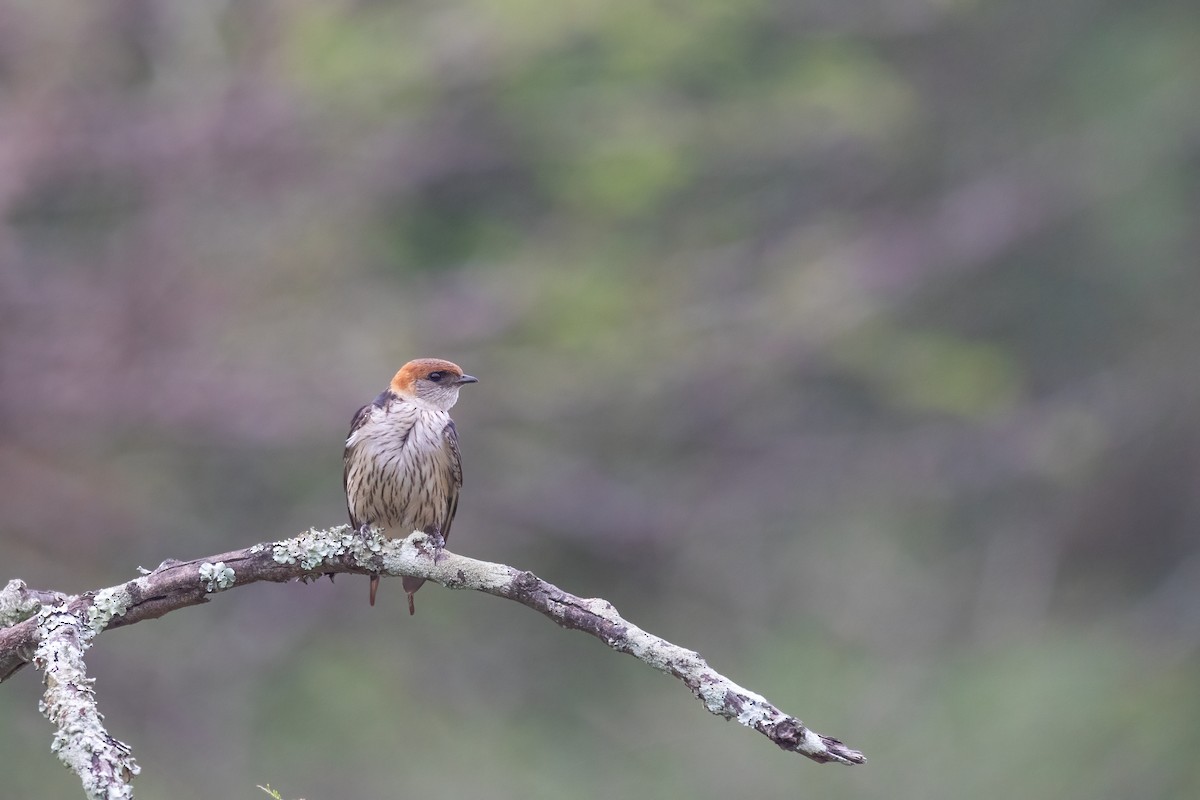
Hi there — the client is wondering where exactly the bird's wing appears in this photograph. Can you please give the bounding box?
[343,402,374,528]
[343,390,393,528]
[440,420,464,542]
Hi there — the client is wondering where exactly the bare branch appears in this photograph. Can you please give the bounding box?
[2,527,864,797]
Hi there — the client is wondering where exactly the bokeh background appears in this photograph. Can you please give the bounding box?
[2,1,1199,798]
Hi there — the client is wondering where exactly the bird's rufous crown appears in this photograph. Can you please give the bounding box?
[390,358,468,394]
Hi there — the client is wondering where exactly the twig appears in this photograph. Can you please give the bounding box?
[2,526,865,797]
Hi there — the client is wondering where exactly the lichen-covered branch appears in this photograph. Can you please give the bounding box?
[35,603,141,800]
[0,579,70,628]
[2,527,864,797]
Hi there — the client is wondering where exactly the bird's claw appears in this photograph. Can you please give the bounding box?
[429,529,447,563]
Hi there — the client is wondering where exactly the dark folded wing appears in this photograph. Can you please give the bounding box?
[440,420,464,542]
[343,390,396,527]
[343,402,375,527]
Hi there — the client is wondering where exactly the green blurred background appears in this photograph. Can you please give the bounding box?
[2,1,1199,797]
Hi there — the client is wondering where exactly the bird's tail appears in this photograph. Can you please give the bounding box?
[402,576,426,616]
[369,574,379,606]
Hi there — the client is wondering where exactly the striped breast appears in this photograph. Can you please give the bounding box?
[343,396,458,538]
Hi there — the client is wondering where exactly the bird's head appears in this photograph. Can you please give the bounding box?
[390,358,478,411]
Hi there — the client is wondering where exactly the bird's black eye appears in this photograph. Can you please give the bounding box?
[428,371,445,382]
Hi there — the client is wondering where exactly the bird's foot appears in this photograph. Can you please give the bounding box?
[428,528,447,563]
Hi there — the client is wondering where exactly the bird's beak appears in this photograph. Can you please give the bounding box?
[457,374,479,385]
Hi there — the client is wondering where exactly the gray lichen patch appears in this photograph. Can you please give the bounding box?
[274,525,357,568]
[346,526,388,565]
[612,620,682,669]
[386,531,434,576]
[268,525,444,580]
[1,579,44,627]
[381,532,512,588]
[198,562,236,592]
[86,587,133,634]
[35,607,141,798]
[798,725,829,754]
[697,677,735,717]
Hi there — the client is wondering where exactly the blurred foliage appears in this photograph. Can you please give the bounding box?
[1,0,1199,798]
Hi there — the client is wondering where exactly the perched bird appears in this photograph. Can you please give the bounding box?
[343,358,477,614]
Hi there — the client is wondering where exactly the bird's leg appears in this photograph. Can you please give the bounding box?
[424,525,447,563]
[358,524,379,604]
